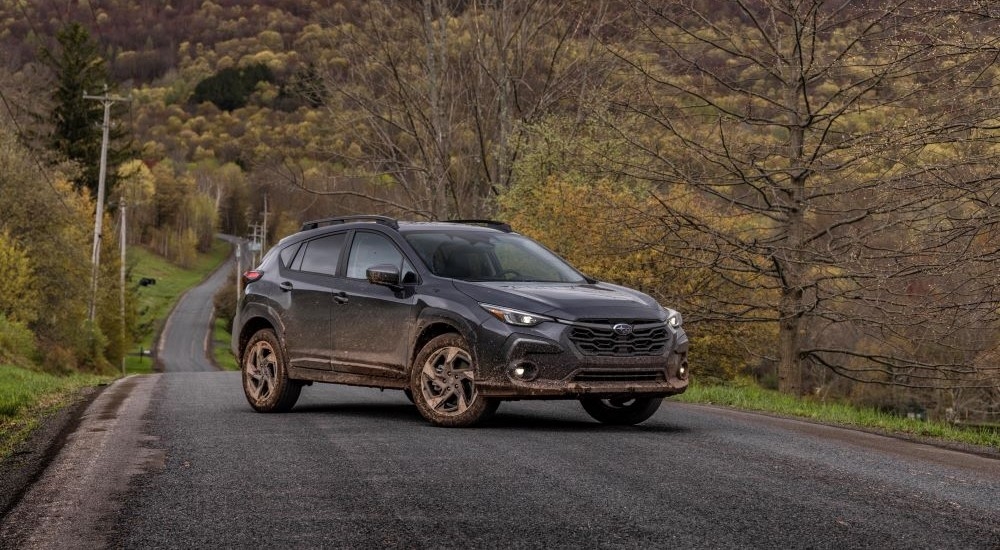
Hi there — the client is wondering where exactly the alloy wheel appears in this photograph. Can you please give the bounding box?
[419,346,477,416]
[245,340,277,402]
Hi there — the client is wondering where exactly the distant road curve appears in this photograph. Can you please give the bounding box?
[157,234,244,373]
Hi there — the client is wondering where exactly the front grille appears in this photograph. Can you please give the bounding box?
[573,370,666,382]
[568,319,669,357]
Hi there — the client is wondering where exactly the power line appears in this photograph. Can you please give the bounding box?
[80,0,108,49]
[14,0,42,44]
[0,87,73,213]
[8,0,75,215]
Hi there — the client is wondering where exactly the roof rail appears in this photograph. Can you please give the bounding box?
[300,215,399,232]
[444,219,513,233]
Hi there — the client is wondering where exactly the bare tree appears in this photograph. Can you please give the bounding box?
[604,0,1000,395]
[293,0,610,219]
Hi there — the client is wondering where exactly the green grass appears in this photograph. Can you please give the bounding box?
[676,378,1000,451]
[124,240,231,374]
[0,365,109,459]
[212,317,239,371]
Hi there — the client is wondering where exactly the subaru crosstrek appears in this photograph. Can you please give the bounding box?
[232,216,689,427]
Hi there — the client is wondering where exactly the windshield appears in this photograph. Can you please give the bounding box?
[403,230,587,283]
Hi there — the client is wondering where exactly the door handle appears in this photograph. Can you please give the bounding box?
[279,281,294,292]
[333,291,349,304]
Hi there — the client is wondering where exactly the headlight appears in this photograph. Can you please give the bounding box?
[480,304,553,327]
[667,310,683,328]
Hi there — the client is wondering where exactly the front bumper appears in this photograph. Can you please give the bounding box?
[472,318,690,399]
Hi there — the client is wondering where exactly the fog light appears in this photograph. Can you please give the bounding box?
[509,362,538,381]
[677,352,689,380]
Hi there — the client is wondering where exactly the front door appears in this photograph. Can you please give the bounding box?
[330,231,417,379]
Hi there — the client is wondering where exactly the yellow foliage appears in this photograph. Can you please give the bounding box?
[0,231,39,324]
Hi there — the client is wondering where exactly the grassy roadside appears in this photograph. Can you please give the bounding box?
[212,317,239,371]
[0,241,232,462]
[676,378,1000,451]
[0,367,110,460]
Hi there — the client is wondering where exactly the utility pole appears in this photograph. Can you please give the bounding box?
[119,198,127,376]
[248,223,261,265]
[261,193,269,257]
[235,242,242,304]
[84,87,130,323]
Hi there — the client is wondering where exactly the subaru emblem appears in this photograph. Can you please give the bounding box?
[612,323,633,336]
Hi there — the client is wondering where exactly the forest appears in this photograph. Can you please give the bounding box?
[0,0,998,423]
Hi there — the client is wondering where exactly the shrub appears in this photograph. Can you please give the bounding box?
[0,315,37,368]
[213,272,238,332]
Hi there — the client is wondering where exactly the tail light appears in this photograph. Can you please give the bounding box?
[243,270,263,283]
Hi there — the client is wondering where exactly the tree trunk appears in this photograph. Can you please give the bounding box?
[778,286,803,394]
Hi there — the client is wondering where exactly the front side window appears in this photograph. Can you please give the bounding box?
[404,230,586,283]
[346,232,405,279]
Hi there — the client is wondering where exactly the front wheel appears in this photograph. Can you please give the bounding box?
[410,333,498,427]
[242,329,302,413]
[580,396,663,425]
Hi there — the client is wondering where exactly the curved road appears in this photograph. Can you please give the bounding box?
[1,238,998,548]
[157,234,243,372]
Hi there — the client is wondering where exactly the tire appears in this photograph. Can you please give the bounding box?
[241,329,302,413]
[410,333,498,427]
[580,396,663,425]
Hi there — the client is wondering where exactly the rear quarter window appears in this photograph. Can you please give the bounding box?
[279,242,302,268]
[294,233,347,275]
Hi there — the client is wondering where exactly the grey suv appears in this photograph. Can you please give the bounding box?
[232,216,689,427]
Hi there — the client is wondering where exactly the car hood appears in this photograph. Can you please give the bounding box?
[452,280,666,321]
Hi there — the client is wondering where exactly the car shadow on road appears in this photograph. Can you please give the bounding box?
[289,402,426,423]
[483,412,690,434]
[281,402,689,434]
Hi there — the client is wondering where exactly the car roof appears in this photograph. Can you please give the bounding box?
[299,216,512,234]
[273,218,513,249]
[397,221,510,234]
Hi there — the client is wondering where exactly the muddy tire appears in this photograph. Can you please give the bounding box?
[580,396,662,425]
[241,329,302,413]
[410,333,498,427]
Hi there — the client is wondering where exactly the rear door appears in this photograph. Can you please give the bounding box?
[278,232,347,370]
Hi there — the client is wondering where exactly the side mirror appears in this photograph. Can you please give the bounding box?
[366,264,401,288]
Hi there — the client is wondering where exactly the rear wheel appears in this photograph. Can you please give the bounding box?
[580,396,662,425]
[410,333,498,427]
[242,329,301,413]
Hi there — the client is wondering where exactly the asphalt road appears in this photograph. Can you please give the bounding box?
[3,375,997,549]
[1,238,998,549]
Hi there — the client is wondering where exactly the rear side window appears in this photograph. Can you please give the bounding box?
[294,233,347,275]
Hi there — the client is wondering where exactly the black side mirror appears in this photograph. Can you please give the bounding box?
[366,264,401,288]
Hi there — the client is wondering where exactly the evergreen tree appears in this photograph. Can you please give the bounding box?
[41,22,131,201]
[191,63,275,111]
